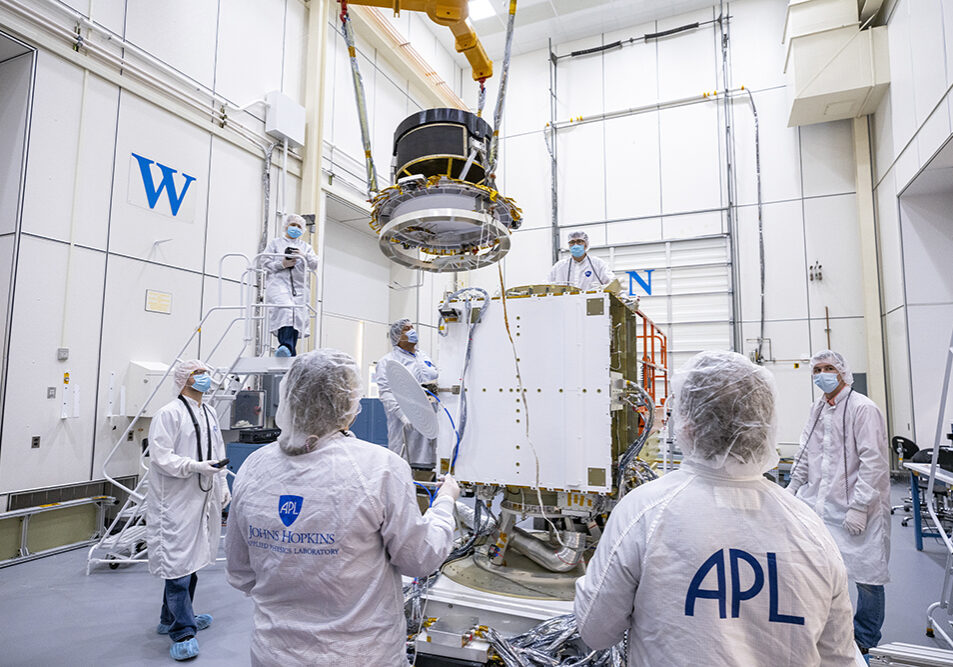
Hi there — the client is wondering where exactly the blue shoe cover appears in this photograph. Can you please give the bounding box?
[170,637,199,661]
[276,345,292,357]
[157,614,212,635]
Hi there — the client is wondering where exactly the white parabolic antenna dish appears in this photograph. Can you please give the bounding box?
[381,359,439,439]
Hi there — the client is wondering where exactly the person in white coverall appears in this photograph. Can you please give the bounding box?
[146,359,229,662]
[374,318,440,469]
[263,213,318,357]
[225,348,459,666]
[547,230,616,291]
[789,349,890,657]
[574,350,859,666]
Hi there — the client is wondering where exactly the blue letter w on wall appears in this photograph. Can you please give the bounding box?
[131,153,196,217]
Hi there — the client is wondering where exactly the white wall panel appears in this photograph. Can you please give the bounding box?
[875,170,905,313]
[561,225,606,248]
[604,112,661,220]
[907,303,953,445]
[656,9,718,101]
[0,54,31,237]
[733,88,801,206]
[0,238,105,493]
[886,0,917,152]
[557,122,605,223]
[727,0,788,92]
[894,142,920,192]
[740,319,813,446]
[899,191,953,306]
[662,210,722,239]
[872,92,894,182]
[602,22,658,113]
[808,316,867,377]
[606,217,662,245]
[916,106,952,171]
[322,220,390,324]
[908,0,948,129]
[329,31,370,168]
[371,59,409,186]
[504,132,551,231]
[503,227,557,288]
[736,200,807,322]
[799,120,855,197]
[62,0,125,35]
[109,93,211,272]
[91,257,203,479]
[321,315,363,372]
[124,0,219,91]
[20,54,118,250]
[659,102,721,214]
[0,234,15,409]
[205,138,265,281]
[884,306,914,438]
[803,194,864,319]
[282,0,308,105]
[503,49,551,137]
[215,0,285,107]
[555,35,605,120]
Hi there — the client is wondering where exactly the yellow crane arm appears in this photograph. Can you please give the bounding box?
[342,0,493,80]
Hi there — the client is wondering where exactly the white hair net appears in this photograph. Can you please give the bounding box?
[173,359,207,394]
[672,350,779,473]
[388,318,412,346]
[275,349,364,456]
[568,230,589,246]
[284,213,306,230]
[810,349,854,386]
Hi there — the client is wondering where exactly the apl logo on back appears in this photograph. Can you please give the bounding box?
[278,495,303,527]
[128,152,197,221]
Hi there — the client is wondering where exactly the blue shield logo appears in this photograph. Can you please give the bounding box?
[278,495,303,527]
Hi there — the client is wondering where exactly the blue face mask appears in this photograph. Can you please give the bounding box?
[813,372,840,394]
[405,329,419,344]
[286,226,303,239]
[191,373,212,393]
[569,244,585,258]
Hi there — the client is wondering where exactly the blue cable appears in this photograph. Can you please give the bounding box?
[414,482,434,507]
[425,389,462,472]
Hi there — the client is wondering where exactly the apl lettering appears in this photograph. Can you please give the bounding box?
[684,548,805,625]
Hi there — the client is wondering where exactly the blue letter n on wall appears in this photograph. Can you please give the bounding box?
[131,153,196,217]
[627,269,654,296]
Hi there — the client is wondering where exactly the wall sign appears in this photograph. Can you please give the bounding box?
[627,269,655,296]
[129,152,197,220]
[145,289,173,314]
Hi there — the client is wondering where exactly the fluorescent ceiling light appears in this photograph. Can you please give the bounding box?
[469,0,496,20]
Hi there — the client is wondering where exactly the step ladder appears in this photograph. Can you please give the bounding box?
[86,252,317,573]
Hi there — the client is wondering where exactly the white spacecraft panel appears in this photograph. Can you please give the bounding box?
[436,292,613,494]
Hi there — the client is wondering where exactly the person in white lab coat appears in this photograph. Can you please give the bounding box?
[225,348,459,666]
[789,349,890,656]
[263,214,318,357]
[146,359,229,662]
[373,318,439,469]
[547,230,616,292]
[574,351,858,666]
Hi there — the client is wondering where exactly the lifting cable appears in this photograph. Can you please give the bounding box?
[485,0,518,187]
[339,0,379,196]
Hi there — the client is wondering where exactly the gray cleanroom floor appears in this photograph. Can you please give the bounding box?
[0,480,950,666]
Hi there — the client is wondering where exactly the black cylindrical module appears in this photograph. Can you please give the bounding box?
[392,108,493,184]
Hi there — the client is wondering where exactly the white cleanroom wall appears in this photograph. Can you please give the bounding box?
[460,0,869,451]
[0,0,468,499]
[870,0,953,446]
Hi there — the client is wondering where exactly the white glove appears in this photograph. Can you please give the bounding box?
[400,414,412,428]
[844,508,867,536]
[281,257,297,268]
[190,460,227,475]
[436,475,460,501]
[221,486,232,508]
